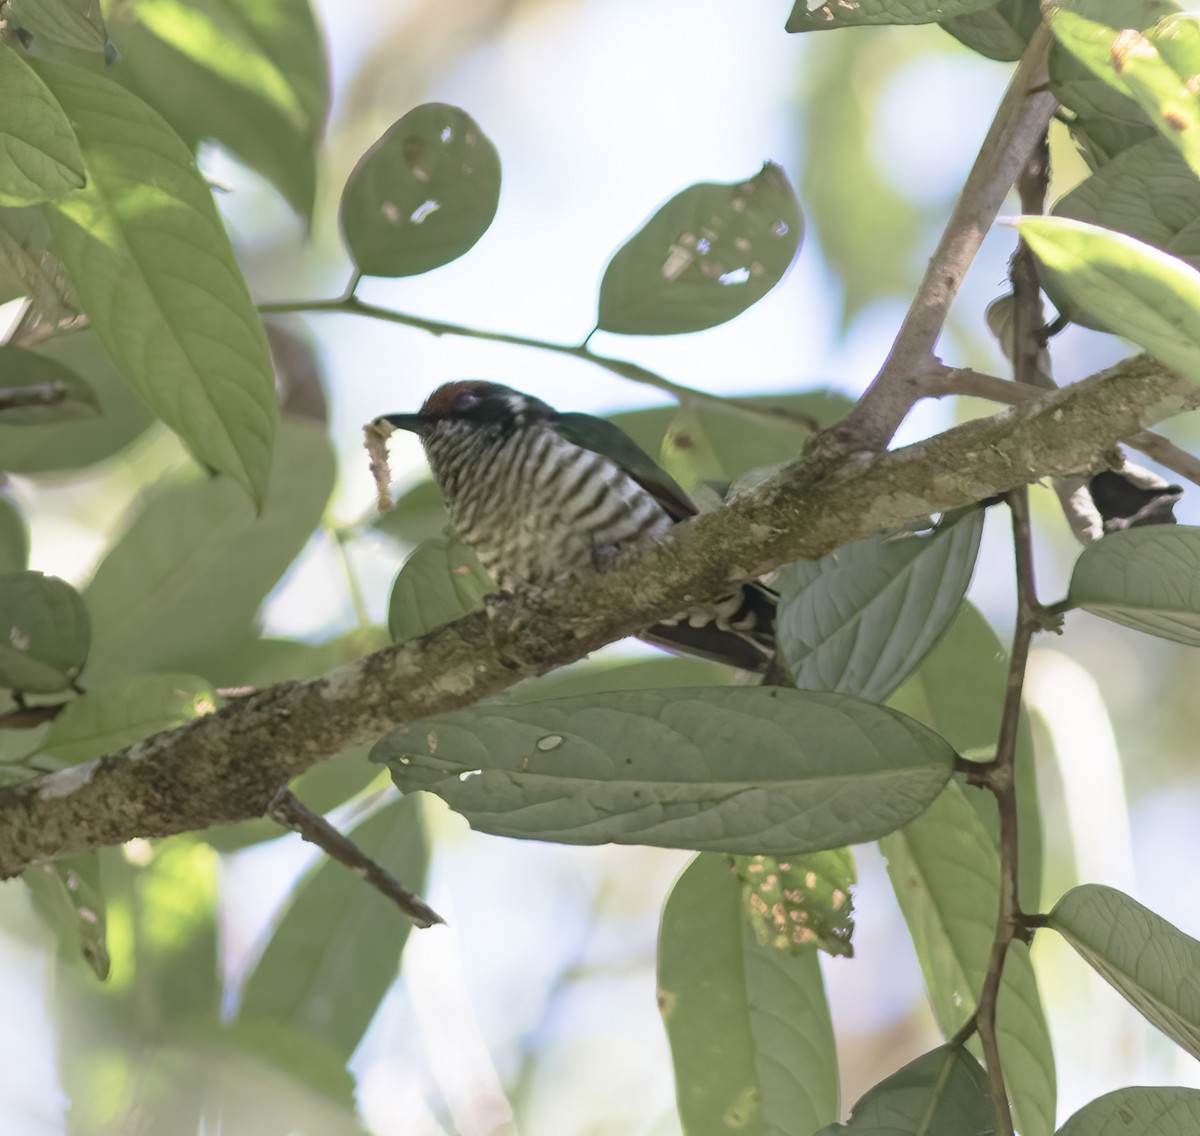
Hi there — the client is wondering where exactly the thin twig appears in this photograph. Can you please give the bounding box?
[814,25,1058,454]
[0,382,69,413]
[268,787,444,929]
[257,295,818,428]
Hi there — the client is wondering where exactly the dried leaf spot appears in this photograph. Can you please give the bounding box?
[660,244,694,280]
[380,201,401,223]
[1110,29,1155,73]
[1164,107,1196,132]
[9,627,29,651]
[403,137,428,165]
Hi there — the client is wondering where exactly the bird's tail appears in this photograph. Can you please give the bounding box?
[641,582,777,673]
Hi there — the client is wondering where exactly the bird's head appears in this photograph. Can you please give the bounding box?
[375,381,554,443]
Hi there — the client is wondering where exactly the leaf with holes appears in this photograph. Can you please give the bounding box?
[1058,1087,1200,1133]
[597,163,802,335]
[1018,216,1200,380]
[375,687,956,854]
[35,59,277,507]
[0,45,84,207]
[659,853,838,1136]
[340,103,501,277]
[1068,526,1200,644]
[776,509,984,704]
[788,0,999,31]
[1051,884,1200,1057]
[23,856,108,979]
[387,535,492,644]
[734,849,855,957]
[0,571,90,694]
[814,1045,992,1134]
[0,344,97,424]
[239,795,431,1059]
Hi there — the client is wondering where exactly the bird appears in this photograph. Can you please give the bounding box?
[375,380,776,672]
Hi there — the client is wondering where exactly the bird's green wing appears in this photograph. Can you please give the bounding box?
[552,411,696,522]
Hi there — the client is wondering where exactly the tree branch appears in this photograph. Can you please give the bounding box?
[0,353,1193,875]
[0,382,69,413]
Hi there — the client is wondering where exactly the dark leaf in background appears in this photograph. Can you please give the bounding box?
[0,570,89,693]
[0,204,76,318]
[597,163,802,335]
[340,102,501,277]
[659,853,838,1136]
[0,343,98,424]
[376,687,956,854]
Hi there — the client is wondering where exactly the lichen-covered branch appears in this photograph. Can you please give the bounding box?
[0,353,1192,876]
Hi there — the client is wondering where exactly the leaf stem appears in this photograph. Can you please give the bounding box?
[0,381,69,413]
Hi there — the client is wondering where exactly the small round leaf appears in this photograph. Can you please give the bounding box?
[339,103,501,278]
[597,162,803,335]
[0,570,90,693]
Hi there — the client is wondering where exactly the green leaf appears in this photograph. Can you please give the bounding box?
[340,103,501,278]
[36,674,216,766]
[734,849,855,957]
[0,343,98,424]
[777,510,984,704]
[387,534,492,644]
[788,0,998,31]
[659,853,838,1136]
[24,855,109,979]
[1068,526,1200,643]
[83,418,334,680]
[0,492,28,574]
[0,203,75,314]
[35,59,278,506]
[881,782,1056,1136]
[506,655,730,703]
[942,0,1043,61]
[1052,135,1200,329]
[373,478,449,547]
[0,570,90,693]
[1058,1086,1200,1133]
[0,44,84,207]
[7,0,113,54]
[1051,883,1200,1057]
[239,795,431,1060]
[108,0,328,219]
[598,163,801,335]
[375,687,956,855]
[0,332,153,474]
[1018,215,1200,378]
[814,1045,992,1135]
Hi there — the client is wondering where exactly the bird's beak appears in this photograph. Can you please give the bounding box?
[374,413,425,435]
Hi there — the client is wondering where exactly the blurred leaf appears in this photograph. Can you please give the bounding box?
[889,602,1043,908]
[83,418,334,680]
[36,674,216,766]
[881,782,1056,1136]
[777,509,983,704]
[24,855,108,979]
[788,0,997,31]
[373,477,448,547]
[1051,883,1200,1056]
[0,333,153,474]
[941,0,1042,60]
[659,853,838,1136]
[0,344,97,424]
[7,0,112,54]
[182,628,387,691]
[266,321,327,423]
[1068,526,1200,643]
[0,570,90,693]
[0,492,28,573]
[814,1045,992,1135]
[36,59,278,506]
[1052,136,1200,329]
[106,0,328,219]
[734,849,855,957]
[799,33,924,324]
[0,203,76,315]
[340,102,501,277]
[1058,1086,1200,1133]
[0,44,84,207]
[598,163,801,335]
[375,687,956,854]
[388,534,492,644]
[1018,215,1200,377]
[239,795,431,1059]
